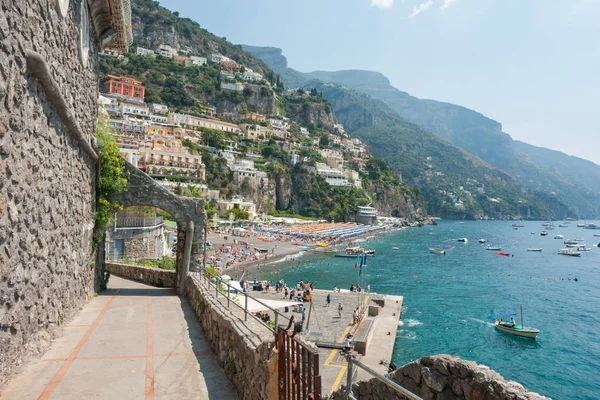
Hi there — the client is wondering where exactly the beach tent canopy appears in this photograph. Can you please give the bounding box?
[245,297,302,313]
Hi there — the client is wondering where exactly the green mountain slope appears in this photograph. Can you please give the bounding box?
[244,46,584,219]
[305,81,556,219]
[304,69,600,218]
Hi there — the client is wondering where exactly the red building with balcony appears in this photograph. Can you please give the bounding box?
[104,74,145,99]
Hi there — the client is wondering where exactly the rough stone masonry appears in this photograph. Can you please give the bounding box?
[0,0,101,386]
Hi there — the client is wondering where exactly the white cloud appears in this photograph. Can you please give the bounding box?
[409,1,433,17]
[440,0,458,10]
[371,0,394,8]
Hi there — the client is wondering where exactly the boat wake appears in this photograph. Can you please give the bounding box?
[399,319,422,327]
[398,330,417,340]
[468,317,495,327]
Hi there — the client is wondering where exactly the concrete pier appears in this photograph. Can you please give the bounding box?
[251,288,403,394]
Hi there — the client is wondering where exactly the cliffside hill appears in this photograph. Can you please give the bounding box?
[303,69,600,219]
[244,46,600,219]
[98,2,427,224]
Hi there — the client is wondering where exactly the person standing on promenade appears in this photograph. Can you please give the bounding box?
[338,302,343,318]
[326,293,331,307]
[352,308,358,325]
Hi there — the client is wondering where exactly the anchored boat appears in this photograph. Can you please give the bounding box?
[429,247,447,255]
[486,245,501,251]
[527,248,543,252]
[558,248,581,257]
[495,305,539,339]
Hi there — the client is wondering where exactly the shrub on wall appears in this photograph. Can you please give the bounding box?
[94,117,128,249]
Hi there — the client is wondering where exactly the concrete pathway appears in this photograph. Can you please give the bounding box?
[0,276,235,400]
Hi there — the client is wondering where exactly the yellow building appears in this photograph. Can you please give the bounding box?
[244,112,267,122]
[146,124,184,139]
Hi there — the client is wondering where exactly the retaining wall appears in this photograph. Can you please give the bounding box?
[106,263,176,288]
[0,0,99,386]
[186,276,278,400]
[328,354,550,400]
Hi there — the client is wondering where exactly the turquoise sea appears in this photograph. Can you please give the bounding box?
[259,221,600,399]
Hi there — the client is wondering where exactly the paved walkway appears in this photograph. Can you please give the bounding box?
[0,276,235,400]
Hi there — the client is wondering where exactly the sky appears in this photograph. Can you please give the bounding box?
[160,0,600,164]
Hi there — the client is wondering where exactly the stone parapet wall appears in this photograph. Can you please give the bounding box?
[186,276,278,400]
[0,0,99,386]
[328,354,550,400]
[106,263,176,288]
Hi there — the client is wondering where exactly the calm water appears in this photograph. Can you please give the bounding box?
[259,221,600,399]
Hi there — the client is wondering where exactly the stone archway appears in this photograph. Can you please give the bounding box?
[115,161,206,294]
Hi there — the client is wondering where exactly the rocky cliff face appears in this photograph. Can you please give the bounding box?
[284,101,337,128]
[328,354,549,400]
[214,85,278,117]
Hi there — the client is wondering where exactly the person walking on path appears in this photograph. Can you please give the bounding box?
[326,293,331,307]
[338,302,343,319]
[352,308,358,325]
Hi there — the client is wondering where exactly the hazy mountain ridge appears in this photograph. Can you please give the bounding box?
[244,46,600,218]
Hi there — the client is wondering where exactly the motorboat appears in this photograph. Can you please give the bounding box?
[527,248,543,252]
[496,252,510,256]
[559,224,568,228]
[566,243,582,248]
[495,306,539,339]
[575,238,585,241]
[577,223,585,227]
[392,247,400,250]
[512,223,524,227]
[335,247,374,258]
[540,231,548,236]
[554,234,564,239]
[584,224,600,230]
[458,238,468,243]
[564,239,578,245]
[429,248,446,255]
[558,248,581,257]
[486,245,501,251]
[478,239,488,243]
[594,234,600,237]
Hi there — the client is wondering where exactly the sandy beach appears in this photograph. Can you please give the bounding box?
[204,225,401,281]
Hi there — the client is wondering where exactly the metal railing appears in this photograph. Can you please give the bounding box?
[192,272,296,335]
[343,354,423,400]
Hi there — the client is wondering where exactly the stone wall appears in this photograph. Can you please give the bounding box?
[328,354,550,400]
[106,263,176,288]
[0,0,101,386]
[186,276,278,400]
[107,226,164,260]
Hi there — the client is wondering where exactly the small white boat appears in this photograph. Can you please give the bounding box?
[566,243,584,248]
[559,224,568,228]
[554,234,564,239]
[495,305,539,339]
[577,223,585,227]
[457,238,468,243]
[527,248,543,252]
[486,245,501,251]
[575,238,585,241]
[558,248,581,257]
[479,238,488,243]
[392,247,399,250]
[429,247,447,255]
[512,223,525,228]
[564,239,578,245]
[540,231,548,236]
